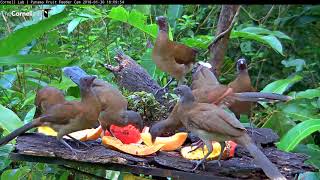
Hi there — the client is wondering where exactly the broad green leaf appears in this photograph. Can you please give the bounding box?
[261,75,302,94]
[139,49,156,77]
[0,55,72,67]
[279,99,320,121]
[298,172,320,180]
[181,35,213,49]
[262,111,296,137]
[293,144,320,169]
[68,17,86,34]
[107,6,173,40]
[295,89,320,99]
[0,144,13,171]
[277,119,320,151]
[168,5,184,32]
[241,27,273,34]
[0,104,23,134]
[272,31,293,41]
[24,106,36,124]
[0,11,68,56]
[260,35,283,55]
[1,166,31,180]
[231,31,284,55]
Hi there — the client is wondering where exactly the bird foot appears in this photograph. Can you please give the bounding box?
[67,135,91,148]
[191,160,206,172]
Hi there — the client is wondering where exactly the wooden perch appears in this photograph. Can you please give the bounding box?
[10,128,315,180]
[209,5,240,77]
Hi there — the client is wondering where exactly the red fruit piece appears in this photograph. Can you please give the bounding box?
[110,124,141,144]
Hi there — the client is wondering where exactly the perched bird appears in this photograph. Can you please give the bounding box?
[228,58,255,118]
[191,63,292,108]
[0,76,101,153]
[90,79,143,133]
[152,16,198,91]
[173,85,286,180]
[62,66,143,134]
[34,86,66,118]
[150,103,183,139]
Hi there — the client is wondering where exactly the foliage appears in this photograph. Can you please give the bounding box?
[0,4,319,179]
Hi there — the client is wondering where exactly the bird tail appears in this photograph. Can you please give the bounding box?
[233,92,292,102]
[0,118,41,146]
[238,135,287,180]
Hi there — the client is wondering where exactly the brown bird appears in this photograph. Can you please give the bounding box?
[150,103,183,139]
[91,79,143,132]
[228,58,255,118]
[0,76,101,153]
[34,86,66,118]
[173,85,286,179]
[192,63,292,108]
[152,16,197,91]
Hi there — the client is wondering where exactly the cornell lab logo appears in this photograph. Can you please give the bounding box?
[42,9,51,18]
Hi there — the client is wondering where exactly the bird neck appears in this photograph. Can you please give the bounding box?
[80,88,100,107]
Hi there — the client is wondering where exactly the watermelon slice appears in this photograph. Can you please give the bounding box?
[109,124,142,144]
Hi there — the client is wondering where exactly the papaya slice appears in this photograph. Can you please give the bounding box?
[102,136,164,156]
[141,132,188,151]
[110,124,142,144]
[180,141,237,160]
[86,126,103,141]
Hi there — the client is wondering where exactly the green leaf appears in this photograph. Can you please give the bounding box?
[279,99,320,121]
[231,31,284,55]
[0,11,68,56]
[168,5,184,32]
[24,106,36,124]
[260,35,283,55]
[139,49,156,77]
[108,6,129,22]
[133,5,151,15]
[0,104,23,134]
[277,119,320,151]
[261,75,303,94]
[293,144,320,169]
[68,17,86,34]
[0,144,13,171]
[298,172,320,180]
[281,58,306,72]
[0,55,72,67]
[295,89,320,99]
[262,111,296,137]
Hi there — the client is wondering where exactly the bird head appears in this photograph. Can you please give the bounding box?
[120,110,144,131]
[150,121,165,143]
[79,76,97,89]
[236,58,248,72]
[156,16,168,31]
[174,85,192,97]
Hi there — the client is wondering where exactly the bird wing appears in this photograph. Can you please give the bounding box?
[169,41,197,65]
[41,102,83,125]
[187,104,245,137]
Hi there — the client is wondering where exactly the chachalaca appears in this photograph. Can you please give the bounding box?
[0,76,101,153]
[173,85,286,180]
[152,16,197,91]
[150,103,183,139]
[228,58,255,118]
[192,63,292,107]
[34,86,66,118]
[91,79,143,133]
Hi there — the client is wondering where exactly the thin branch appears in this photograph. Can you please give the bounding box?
[195,7,215,34]
[1,12,11,34]
[208,6,241,49]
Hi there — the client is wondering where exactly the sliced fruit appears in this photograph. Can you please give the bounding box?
[141,132,188,151]
[86,126,103,141]
[110,124,142,144]
[102,136,164,156]
[142,126,149,133]
[68,129,93,141]
[38,126,57,136]
[180,141,237,160]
